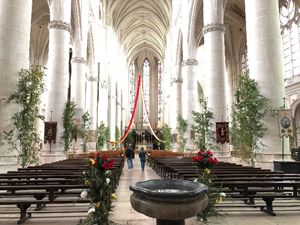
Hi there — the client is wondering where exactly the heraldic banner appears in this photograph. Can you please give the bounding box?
[44,122,57,144]
[278,109,294,138]
[216,122,229,144]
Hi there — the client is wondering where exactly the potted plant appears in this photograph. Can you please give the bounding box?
[96,121,109,150]
[61,100,76,152]
[81,111,90,154]
[231,72,268,166]
[2,65,45,168]
[192,98,216,151]
[177,115,187,152]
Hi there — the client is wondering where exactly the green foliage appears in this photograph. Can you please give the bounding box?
[193,150,222,222]
[192,98,216,150]
[124,131,133,147]
[79,154,115,225]
[177,115,187,152]
[81,112,90,153]
[3,65,45,168]
[161,124,172,150]
[61,100,76,152]
[231,72,268,166]
[96,121,109,150]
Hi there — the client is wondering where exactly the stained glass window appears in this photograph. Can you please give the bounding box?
[129,62,136,119]
[143,59,150,126]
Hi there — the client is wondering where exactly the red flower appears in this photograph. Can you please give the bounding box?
[207,157,215,164]
[205,150,213,156]
[102,155,108,161]
[96,152,101,157]
[192,155,203,162]
[103,159,114,170]
[213,158,219,165]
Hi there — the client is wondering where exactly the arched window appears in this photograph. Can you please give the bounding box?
[129,62,136,119]
[143,59,150,126]
[158,61,163,122]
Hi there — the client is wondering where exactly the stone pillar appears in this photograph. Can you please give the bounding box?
[0,0,32,171]
[108,78,116,148]
[203,0,226,122]
[116,85,121,143]
[71,0,88,118]
[245,0,285,167]
[86,64,98,150]
[181,59,199,150]
[203,0,228,153]
[45,0,72,155]
[181,0,199,150]
[150,61,158,128]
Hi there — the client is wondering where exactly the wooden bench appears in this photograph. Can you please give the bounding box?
[0,156,124,223]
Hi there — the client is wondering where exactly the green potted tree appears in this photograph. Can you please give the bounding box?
[96,121,109,150]
[192,98,216,150]
[61,100,76,152]
[161,124,172,150]
[231,72,268,166]
[3,65,45,168]
[177,115,187,152]
[81,111,90,154]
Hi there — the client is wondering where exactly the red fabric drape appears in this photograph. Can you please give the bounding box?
[118,74,141,143]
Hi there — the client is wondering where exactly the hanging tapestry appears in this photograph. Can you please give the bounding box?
[216,122,229,144]
[278,109,294,138]
[44,122,57,144]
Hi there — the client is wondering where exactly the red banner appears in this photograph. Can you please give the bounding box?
[216,122,229,144]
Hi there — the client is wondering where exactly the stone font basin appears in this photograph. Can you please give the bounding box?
[129,179,208,225]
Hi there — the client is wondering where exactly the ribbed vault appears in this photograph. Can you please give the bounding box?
[105,0,172,63]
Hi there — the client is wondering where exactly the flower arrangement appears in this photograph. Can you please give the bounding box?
[192,150,224,223]
[79,153,116,225]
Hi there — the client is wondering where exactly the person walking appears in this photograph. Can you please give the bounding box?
[125,145,133,169]
[139,147,146,171]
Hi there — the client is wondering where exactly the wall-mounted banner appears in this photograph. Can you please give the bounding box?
[44,122,57,144]
[216,122,229,144]
[278,109,294,138]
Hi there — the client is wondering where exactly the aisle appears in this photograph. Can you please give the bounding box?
[109,156,160,225]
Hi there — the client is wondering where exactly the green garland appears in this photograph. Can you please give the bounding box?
[79,154,116,225]
[61,100,76,152]
[81,112,90,153]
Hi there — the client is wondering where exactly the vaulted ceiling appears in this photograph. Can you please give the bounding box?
[104,0,172,63]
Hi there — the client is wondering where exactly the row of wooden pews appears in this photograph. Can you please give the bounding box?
[148,155,300,216]
[0,155,124,224]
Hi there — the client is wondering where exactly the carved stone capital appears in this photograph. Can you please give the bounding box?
[48,20,72,33]
[71,57,87,64]
[87,76,98,82]
[202,23,225,34]
[182,59,198,66]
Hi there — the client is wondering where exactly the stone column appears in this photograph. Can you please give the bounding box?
[45,0,71,154]
[108,78,116,148]
[150,61,158,128]
[181,59,199,150]
[203,0,226,122]
[245,0,285,167]
[0,0,32,171]
[116,85,121,143]
[71,0,88,119]
[181,0,199,150]
[86,63,98,150]
[203,0,228,153]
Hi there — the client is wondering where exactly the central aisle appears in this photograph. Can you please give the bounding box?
[109,157,160,225]
[109,156,200,225]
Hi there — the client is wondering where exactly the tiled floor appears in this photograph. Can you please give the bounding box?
[0,158,300,225]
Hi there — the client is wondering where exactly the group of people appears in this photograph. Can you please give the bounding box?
[125,144,146,171]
